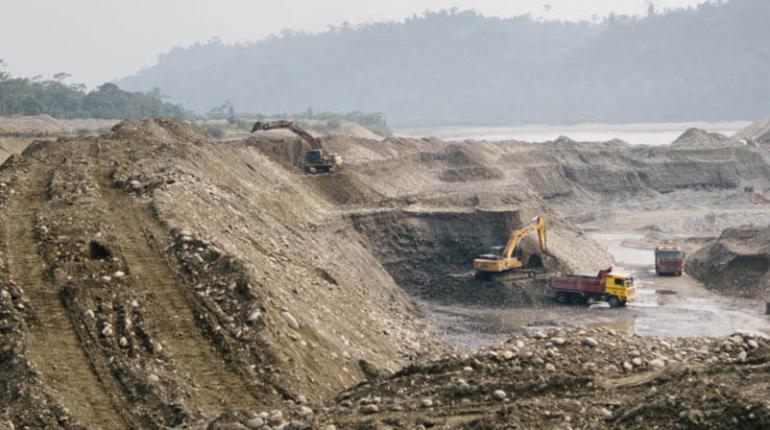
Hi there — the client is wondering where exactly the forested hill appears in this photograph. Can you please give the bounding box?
[118,0,770,127]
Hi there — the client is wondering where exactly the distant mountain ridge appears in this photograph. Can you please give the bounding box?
[118,0,770,127]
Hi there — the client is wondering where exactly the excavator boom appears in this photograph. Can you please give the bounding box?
[251,120,322,149]
[473,216,547,275]
[251,120,342,173]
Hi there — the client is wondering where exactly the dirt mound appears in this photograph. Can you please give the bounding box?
[0,119,443,429]
[686,225,770,299]
[439,166,503,182]
[311,328,770,429]
[734,117,770,144]
[671,127,731,148]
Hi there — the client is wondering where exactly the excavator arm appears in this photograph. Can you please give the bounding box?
[502,216,547,259]
[251,120,322,149]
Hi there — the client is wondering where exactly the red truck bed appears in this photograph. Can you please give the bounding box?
[550,268,611,294]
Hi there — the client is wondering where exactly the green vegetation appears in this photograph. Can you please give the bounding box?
[0,63,190,119]
[119,0,770,126]
[204,103,392,137]
[252,110,392,137]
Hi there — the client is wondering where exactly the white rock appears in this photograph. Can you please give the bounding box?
[623,362,634,371]
[631,357,643,367]
[281,311,299,330]
[462,366,474,373]
[119,337,128,347]
[246,417,265,429]
[248,310,262,323]
[421,398,433,408]
[551,337,566,346]
[0,290,10,303]
[84,309,95,319]
[737,350,748,362]
[583,337,598,348]
[113,271,125,278]
[493,390,507,401]
[298,406,314,417]
[747,339,759,349]
[502,350,515,360]
[545,363,556,372]
[267,410,283,424]
[648,359,665,369]
[147,373,160,383]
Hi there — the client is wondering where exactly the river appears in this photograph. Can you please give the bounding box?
[395,121,751,146]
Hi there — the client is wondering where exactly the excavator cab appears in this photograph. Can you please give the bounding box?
[473,216,546,277]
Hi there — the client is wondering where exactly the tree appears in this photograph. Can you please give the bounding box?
[53,72,72,82]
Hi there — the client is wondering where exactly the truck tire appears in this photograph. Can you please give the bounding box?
[556,292,569,304]
[677,270,683,277]
[569,294,586,305]
[608,296,621,308]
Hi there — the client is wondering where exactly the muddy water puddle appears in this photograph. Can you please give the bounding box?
[423,231,770,349]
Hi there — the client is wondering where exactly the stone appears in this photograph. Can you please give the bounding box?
[502,350,515,360]
[648,359,665,369]
[551,337,566,346]
[631,358,643,367]
[747,339,759,349]
[281,311,300,330]
[493,390,507,401]
[361,404,379,414]
[736,350,747,362]
[248,310,262,323]
[545,363,556,372]
[113,271,125,278]
[267,410,283,424]
[583,337,598,348]
[421,398,433,408]
[245,417,264,429]
[147,373,160,383]
[298,406,314,417]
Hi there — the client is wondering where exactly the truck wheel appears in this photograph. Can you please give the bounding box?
[677,270,683,277]
[569,294,585,305]
[556,293,569,304]
[608,296,621,308]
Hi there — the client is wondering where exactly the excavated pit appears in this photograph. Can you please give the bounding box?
[350,209,563,307]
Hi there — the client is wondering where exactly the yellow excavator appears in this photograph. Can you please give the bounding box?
[473,216,547,278]
[251,120,342,173]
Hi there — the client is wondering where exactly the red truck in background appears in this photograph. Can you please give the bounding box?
[551,267,635,308]
[655,246,685,276]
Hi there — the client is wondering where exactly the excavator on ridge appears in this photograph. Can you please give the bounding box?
[251,120,342,173]
[473,216,547,280]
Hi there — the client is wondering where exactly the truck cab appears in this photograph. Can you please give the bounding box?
[655,246,685,276]
[604,273,635,305]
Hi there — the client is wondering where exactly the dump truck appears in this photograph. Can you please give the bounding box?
[655,246,684,276]
[473,216,546,279]
[251,120,342,173]
[551,267,635,308]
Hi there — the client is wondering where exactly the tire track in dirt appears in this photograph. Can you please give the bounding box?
[6,164,129,430]
[96,171,259,417]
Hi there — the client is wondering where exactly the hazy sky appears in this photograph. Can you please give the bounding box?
[1,0,707,88]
